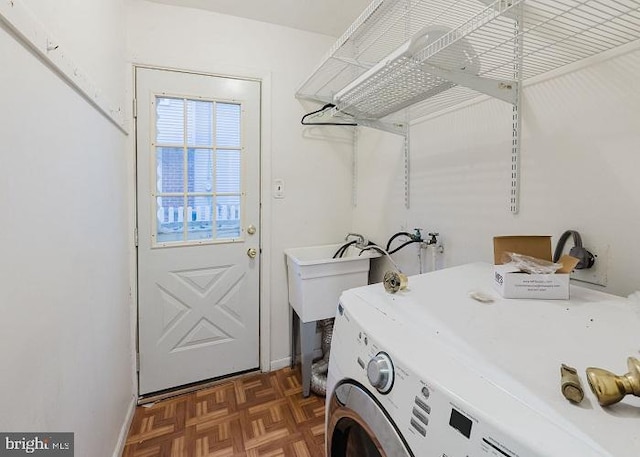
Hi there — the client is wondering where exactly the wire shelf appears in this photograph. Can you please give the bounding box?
[296,0,640,126]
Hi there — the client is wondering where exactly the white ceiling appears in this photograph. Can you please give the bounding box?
[146,0,372,37]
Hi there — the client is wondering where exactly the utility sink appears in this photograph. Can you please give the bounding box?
[285,243,379,322]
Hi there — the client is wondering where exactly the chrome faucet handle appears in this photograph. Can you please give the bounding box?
[345,233,368,248]
[345,232,363,242]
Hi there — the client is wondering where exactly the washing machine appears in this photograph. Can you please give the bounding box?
[326,262,640,457]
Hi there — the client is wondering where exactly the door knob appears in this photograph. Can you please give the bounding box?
[247,224,256,235]
[247,248,258,259]
[586,357,640,406]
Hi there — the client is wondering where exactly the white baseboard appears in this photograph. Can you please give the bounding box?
[112,395,137,457]
[270,349,324,372]
[270,357,291,371]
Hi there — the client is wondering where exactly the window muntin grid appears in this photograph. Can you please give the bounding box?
[153,96,243,245]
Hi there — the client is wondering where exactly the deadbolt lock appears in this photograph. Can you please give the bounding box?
[247,224,256,235]
[247,248,258,259]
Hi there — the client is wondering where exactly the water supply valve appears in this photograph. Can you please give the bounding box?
[411,228,424,242]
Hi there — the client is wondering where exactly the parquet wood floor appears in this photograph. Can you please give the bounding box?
[123,367,326,457]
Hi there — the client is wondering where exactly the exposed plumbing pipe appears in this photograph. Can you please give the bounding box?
[419,243,437,274]
[419,234,444,273]
[310,318,334,396]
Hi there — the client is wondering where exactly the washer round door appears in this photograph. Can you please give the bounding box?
[327,381,413,457]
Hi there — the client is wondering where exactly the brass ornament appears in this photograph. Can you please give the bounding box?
[586,357,640,407]
[383,271,408,294]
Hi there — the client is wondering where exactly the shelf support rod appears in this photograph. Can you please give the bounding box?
[404,128,410,209]
[510,2,524,214]
[352,127,359,208]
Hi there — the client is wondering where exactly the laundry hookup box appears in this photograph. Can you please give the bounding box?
[492,236,579,300]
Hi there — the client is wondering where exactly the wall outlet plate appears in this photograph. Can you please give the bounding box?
[570,242,609,287]
[274,178,285,199]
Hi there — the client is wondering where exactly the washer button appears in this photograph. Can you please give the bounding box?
[414,397,431,414]
[412,408,429,426]
[421,386,430,398]
[410,418,426,436]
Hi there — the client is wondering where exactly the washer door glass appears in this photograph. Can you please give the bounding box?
[332,416,383,457]
[328,381,412,457]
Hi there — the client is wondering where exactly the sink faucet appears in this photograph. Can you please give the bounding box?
[345,233,367,248]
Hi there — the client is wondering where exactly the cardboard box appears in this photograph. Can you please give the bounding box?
[493,236,578,300]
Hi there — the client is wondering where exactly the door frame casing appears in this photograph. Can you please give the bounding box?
[130,63,273,391]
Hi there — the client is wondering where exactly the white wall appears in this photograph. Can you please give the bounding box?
[0,1,133,456]
[126,0,355,367]
[353,47,640,297]
[21,0,127,107]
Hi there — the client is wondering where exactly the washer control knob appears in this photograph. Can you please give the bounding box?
[367,352,394,394]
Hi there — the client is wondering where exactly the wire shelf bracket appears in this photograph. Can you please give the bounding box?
[296,0,640,211]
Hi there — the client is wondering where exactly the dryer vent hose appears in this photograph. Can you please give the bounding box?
[310,318,334,396]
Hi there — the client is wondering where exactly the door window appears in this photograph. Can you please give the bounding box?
[153,96,243,245]
[332,417,384,457]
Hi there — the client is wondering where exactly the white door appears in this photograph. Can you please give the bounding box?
[136,67,261,395]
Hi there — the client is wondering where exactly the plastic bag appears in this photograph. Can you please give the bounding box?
[502,252,563,274]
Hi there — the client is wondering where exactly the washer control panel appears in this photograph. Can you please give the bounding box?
[336,305,536,457]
